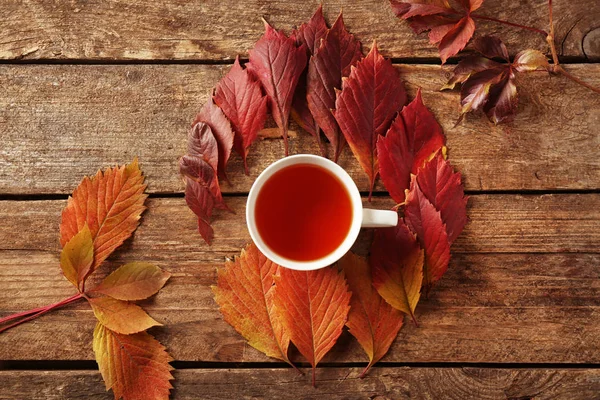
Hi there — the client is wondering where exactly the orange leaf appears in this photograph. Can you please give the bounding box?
[93,322,174,400]
[370,222,424,325]
[273,266,351,386]
[212,243,295,368]
[93,262,171,301]
[60,158,147,278]
[88,297,161,335]
[339,252,404,377]
[60,223,93,291]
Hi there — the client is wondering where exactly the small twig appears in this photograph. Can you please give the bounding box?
[470,14,548,37]
[555,65,600,94]
[546,0,560,66]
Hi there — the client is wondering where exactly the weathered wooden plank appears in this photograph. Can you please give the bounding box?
[2,367,600,400]
[1,64,599,195]
[1,0,599,61]
[0,195,599,362]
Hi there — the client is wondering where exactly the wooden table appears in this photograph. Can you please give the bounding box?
[1,1,600,398]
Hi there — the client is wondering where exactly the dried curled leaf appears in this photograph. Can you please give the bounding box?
[213,56,268,173]
[389,0,483,63]
[370,221,424,324]
[212,243,295,368]
[339,252,404,377]
[93,323,174,400]
[377,89,446,204]
[307,13,363,162]
[60,223,93,291]
[273,267,351,386]
[247,20,308,156]
[93,262,171,301]
[88,296,161,335]
[60,158,147,276]
[334,42,407,199]
[416,152,468,243]
[404,177,451,289]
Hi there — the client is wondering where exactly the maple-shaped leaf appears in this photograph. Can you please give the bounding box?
[307,13,363,162]
[60,223,93,291]
[60,159,147,279]
[416,152,468,243]
[93,262,171,301]
[334,42,407,200]
[273,267,351,386]
[339,252,404,378]
[377,89,446,204]
[444,36,549,124]
[93,323,174,400]
[247,20,308,156]
[290,5,329,153]
[212,243,296,368]
[370,221,424,324]
[193,97,234,180]
[389,0,483,63]
[213,56,268,174]
[88,296,161,335]
[404,177,451,289]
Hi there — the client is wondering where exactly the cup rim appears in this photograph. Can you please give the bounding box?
[246,154,363,271]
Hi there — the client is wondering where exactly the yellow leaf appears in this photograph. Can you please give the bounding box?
[60,223,93,290]
[88,297,161,335]
[93,322,173,400]
[60,158,147,276]
[93,262,171,301]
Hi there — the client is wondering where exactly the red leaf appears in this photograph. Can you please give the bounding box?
[273,267,351,387]
[339,252,404,377]
[416,152,468,244]
[389,0,483,63]
[377,89,446,204]
[247,21,308,156]
[404,177,451,289]
[193,98,234,180]
[213,56,268,174]
[307,13,363,162]
[294,5,329,56]
[370,221,424,325]
[334,42,407,200]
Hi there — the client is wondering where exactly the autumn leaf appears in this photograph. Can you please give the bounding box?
[60,223,93,291]
[93,323,174,400]
[339,252,404,378]
[404,177,451,289]
[334,42,407,200]
[247,20,308,156]
[370,221,424,324]
[193,97,234,180]
[88,296,161,335]
[444,36,549,124]
[377,89,446,204]
[93,262,171,301]
[213,56,268,174]
[273,266,351,386]
[212,243,296,369]
[294,5,329,56]
[389,0,483,63]
[183,168,216,244]
[307,12,363,162]
[60,158,147,277]
[416,152,468,243]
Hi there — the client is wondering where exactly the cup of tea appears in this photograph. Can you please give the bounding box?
[246,154,398,270]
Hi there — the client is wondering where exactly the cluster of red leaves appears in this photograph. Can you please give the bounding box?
[212,6,468,386]
[1,159,174,400]
[388,0,553,124]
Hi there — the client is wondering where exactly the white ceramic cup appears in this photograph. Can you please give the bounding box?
[246,154,399,271]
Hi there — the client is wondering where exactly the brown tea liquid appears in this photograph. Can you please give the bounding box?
[254,163,353,262]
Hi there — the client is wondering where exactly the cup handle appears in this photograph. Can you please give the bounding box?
[361,208,398,228]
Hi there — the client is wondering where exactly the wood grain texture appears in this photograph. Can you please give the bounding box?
[0,195,599,362]
[1,64,599,195]
[2,368,600,399]
[1,0,599,61]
